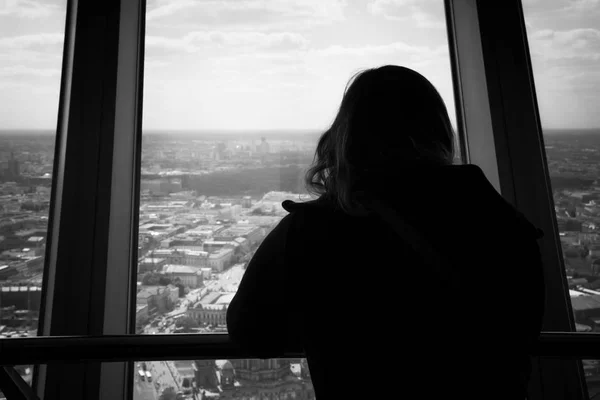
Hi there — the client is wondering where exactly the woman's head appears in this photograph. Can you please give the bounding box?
[305,65,455,211]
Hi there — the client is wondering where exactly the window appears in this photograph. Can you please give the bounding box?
[135,0,457,397]
[0,0,67,396]
[1,2,585,400]
[522,0,600,396]
[133,358,312,400]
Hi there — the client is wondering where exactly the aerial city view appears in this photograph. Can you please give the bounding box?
[1,128,600,398]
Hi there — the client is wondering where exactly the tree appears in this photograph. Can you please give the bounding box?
[158,276,172,286]
[175,316,199,332]
[159,387,176,400]
[176,283,185,298]
[142,273,160,286]
[142,272,172,286]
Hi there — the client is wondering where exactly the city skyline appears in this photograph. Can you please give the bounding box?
[0,0,598,130]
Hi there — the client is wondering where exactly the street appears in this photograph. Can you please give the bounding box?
[133,263,250,399]
[133,361,183,400]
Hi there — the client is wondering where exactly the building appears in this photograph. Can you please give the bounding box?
[220,359,315,400]
[135,304,149,326]
[200,268,212,279]
[0,265,17,280]
[165,284,180,303]
[0,285,42,311]
[138,257,167,273]
[242,196,252,208]
[207,248,234,272]
[149,248,207,267]
[135,286,173,316]
[257,137,270,154]
[187,291,233,326]
[161,264,203,288]
[214,224,262,246]
[188,303,227,326]
[202,240,229,253]
[571,294,600,331]
[193,360,219,390]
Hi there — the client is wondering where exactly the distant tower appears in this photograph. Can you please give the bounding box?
[7,152,19,178]
[242,196,252,208]
[222,359,312,398]
[258,137,270,154]
[193,360,219,390]
[220,361,235,388]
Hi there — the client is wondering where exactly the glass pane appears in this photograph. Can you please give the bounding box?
[0,0,67,339]
[0,365,34,399]
[133,359,314,400]
[523,0,600,393]
[136,0,457,336]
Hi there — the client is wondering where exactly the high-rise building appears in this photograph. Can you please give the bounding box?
[242,196,252,208]
[257,137,270,154]
[3,152,20,179]
[193,360,219,390]
[219,359,315,399]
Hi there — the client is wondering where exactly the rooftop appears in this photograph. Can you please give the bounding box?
[200,292,221,305]
[571,294,600,311]
[140,257,166,264]
[209,248,233,259]
[215,293,235,305]
[162,265,201,275]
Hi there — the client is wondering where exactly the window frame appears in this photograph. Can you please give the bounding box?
[34,0,144,398]
[30,0,590,399]
[446,0,586,399]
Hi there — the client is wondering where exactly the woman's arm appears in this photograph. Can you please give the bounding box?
[226,213,295,359]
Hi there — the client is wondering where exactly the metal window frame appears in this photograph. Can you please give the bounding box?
[32,0,592,399]
[98,0,146,398]
[0,332,592,366]
[446,0,587,399]
[33,0,144,398]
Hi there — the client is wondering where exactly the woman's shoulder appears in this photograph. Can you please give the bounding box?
[281,197,333,213]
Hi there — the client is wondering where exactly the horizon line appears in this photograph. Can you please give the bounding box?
[0,127,599,135]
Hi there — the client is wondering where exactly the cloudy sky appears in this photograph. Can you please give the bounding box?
[0,0,598,131]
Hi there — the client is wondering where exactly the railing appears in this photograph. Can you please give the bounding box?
[0,332,598,399]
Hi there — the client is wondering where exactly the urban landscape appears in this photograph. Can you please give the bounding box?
[2,129,600,398]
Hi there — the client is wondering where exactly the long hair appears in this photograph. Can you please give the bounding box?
[305,65,455,213]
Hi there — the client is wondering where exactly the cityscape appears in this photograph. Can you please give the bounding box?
[1,129,600,398]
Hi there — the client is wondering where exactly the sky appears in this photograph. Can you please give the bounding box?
[0,0,598,130]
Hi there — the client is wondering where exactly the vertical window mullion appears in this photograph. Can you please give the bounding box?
[444,0,500,192]
[99,0,145,397]
[36,0,125,399]
[33,0,77,394]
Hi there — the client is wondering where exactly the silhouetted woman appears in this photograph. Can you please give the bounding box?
[227,65,545,399]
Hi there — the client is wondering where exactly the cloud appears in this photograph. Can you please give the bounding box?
[146,0,195,20]
[530,28,600,61]
[0,33,64,49]
[315,41,447,58]
[186,31,308,51]
[144,60,170,69]
[146,31,309,55]
[145,35,194,53]
[0,65,60,77]
[566,0,600,11]
[368,0,444,28]
[0,0,60,18]
[368,0,415,14]
[146,0,346,27]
